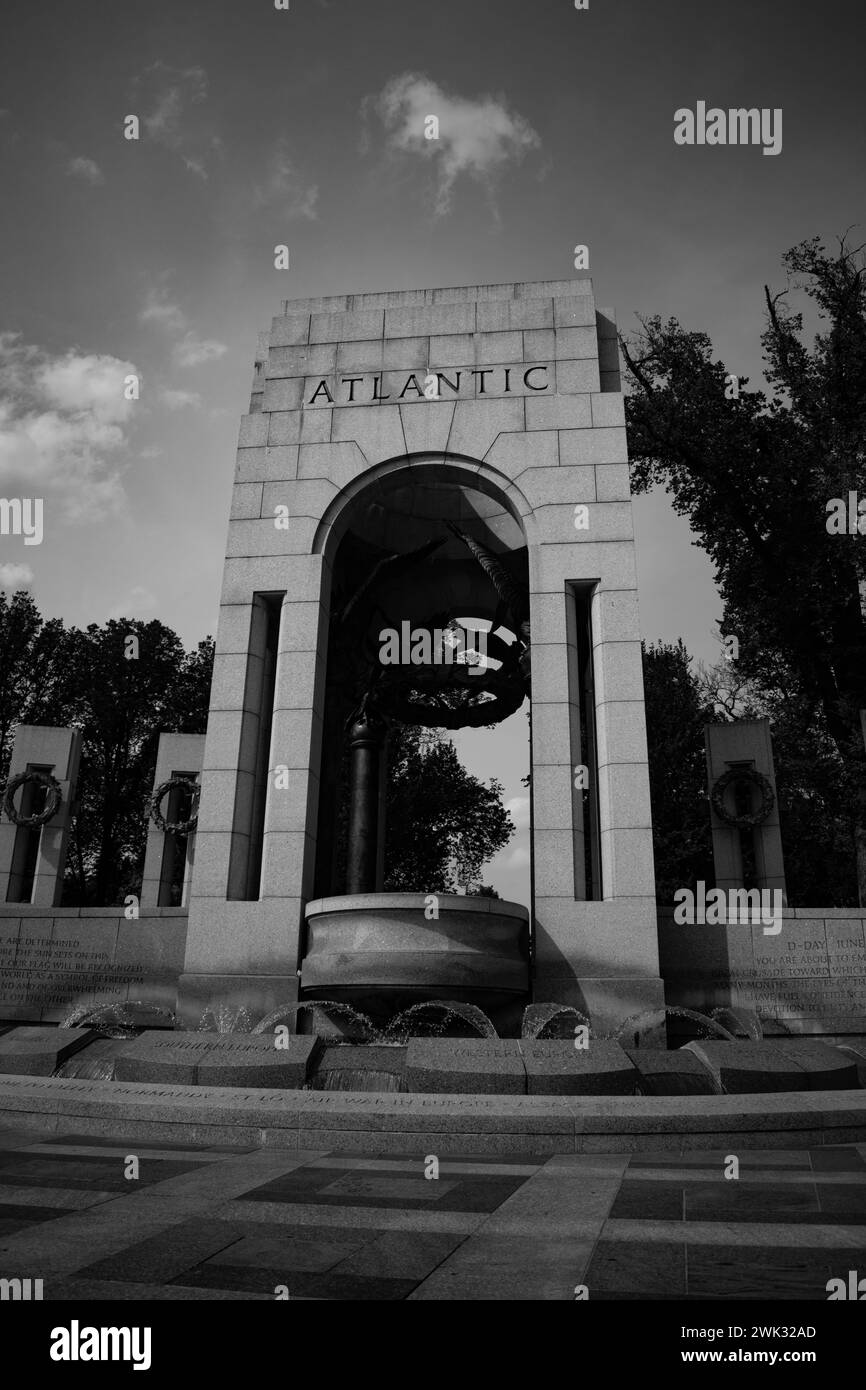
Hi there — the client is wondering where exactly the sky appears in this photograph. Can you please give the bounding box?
[1,0,864,904]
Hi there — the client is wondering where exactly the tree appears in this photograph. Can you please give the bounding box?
[642,639,715,902]
[60,620,213,905]
[0,592,213,905]
[622,235,866,901]
[0,591,74,783]
[382,723,514,892]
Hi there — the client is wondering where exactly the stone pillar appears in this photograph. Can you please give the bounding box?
[178,562,330,1028]
[512,304,663,1036]
[704,719,786,899]
[0,725,81,906]
[140,734,205,908]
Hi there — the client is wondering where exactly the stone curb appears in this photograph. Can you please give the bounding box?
[1,1076,865,1154]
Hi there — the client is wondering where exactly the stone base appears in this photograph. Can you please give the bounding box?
[683,1040,859,1094]
[0,1026,93,1076]
[522,1040,636,1095]
[300,893,530,1030]
[406,1039,525,1095]
[111,1030,318,1088]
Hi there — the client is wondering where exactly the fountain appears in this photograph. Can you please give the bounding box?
[198,1004,254,1033]
[614,1005,739,1046]
[253,1000,379,1042]
[382,1000,498,1041]
[300,893,530,1034]
[710,1006,764,1041]
[60,1000,176,1038]
[521,1003,592,1040]
[55,1000,177,1080]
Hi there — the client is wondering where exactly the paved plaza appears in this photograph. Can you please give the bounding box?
[1,1127,864,1300]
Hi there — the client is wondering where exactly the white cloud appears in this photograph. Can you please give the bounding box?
[0,562,34,589]
[255,141,319,220]
[107,585,157,620]
[139,291,227,369]
[161,388,201,410]
[133,62,221,179]
[363,72,541,215]
[504,795,531,829]
[37,353,136,423]
[173,335,227,369]
[140,290,186,333]
[67,156,104,185]
[501,844,531,869]
[0,333,136,520]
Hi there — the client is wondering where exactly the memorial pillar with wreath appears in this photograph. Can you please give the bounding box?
[0,725,82,906]
[704,719,787,900]
[140,733,205,909]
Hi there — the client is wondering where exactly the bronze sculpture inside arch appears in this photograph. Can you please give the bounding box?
[328,521,531,893]
[335,523,530,734]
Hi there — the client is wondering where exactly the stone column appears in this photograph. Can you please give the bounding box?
[0,726,81,907]
[704,719,786,899]
[527,526,663,1034]
[178,560,330,1028]
[140,734,205,908]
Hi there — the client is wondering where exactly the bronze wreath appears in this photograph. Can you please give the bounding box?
[710,768,775,828]
[2,770,63,826]
[148,776,200,834]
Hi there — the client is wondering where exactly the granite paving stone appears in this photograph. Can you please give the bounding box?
[173,1263,418,1299]
[815,1183,866,1219]
[609,1181,685,1220]
[810,1146,866,1171]
[205,1227,371,1271]
[2,1124,865,1299]
[584,1238,687,1295]
[685,1244,844,1299]
[74,1218,249,1283]
[0,1203,72,1237]
[330,1229,465,1279]
[684,1181,821,1222]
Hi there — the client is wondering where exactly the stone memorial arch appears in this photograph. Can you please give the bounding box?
[178,278,665,1034]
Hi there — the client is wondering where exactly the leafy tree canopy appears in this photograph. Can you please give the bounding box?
[623,235,866,899]
[383,723,514,893]
[0,591,213,904]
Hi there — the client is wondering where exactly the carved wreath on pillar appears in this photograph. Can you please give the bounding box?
[2,770,63,826]
[710,768,775,829]
[147,776,200,835]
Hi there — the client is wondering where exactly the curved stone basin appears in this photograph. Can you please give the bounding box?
[300,892,530,1020]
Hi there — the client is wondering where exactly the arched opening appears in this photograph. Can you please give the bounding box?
[301,458,532,1029]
